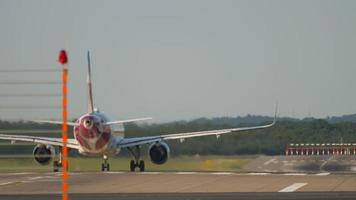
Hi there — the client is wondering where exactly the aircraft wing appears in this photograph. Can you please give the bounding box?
[0,134,80,149]
[117,111,277,148]
[34,120,79,126]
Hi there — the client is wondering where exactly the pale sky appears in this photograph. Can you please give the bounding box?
[0,0,356,122]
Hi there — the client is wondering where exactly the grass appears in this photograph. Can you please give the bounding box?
[0,155,254,172]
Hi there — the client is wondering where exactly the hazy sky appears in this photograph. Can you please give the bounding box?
[0,0,356,122]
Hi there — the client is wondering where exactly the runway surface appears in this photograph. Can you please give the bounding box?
[1,192,356,200]
[0,171,356,199]
[0,171,355,200]
[244,155,356,172]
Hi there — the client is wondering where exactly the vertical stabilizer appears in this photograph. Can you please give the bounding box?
[87,51,94,113]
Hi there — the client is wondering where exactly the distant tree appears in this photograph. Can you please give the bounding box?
[2,115,356,156]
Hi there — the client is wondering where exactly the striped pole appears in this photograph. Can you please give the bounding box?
[59,50,69,200]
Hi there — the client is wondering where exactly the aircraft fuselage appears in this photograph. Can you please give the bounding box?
[73,111,120,155]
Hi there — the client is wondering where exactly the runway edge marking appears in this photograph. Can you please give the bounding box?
[283,173,307,176]
[316,172,330,176]
[0,182,13,186]
[247,172,271,175]
[174,172,198,175]
[263,158,277,165]
[279,183,308,192]
[211,172,233,175]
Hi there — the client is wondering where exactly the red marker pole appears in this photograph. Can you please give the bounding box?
[58,50,69,200]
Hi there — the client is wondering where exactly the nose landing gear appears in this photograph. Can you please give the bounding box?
[101,154,110,171]
[128,146,145,172]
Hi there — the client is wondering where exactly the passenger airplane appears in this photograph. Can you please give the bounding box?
[0,51,277,172]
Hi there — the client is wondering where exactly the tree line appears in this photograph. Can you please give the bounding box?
[0,116,356,156]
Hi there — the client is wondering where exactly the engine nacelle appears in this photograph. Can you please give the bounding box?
[148,142,170,165]
[33,144,55,165]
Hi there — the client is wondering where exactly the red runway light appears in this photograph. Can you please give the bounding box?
[58,50,68,65]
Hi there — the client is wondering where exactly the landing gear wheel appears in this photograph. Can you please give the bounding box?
[54,147,69,172]
[129,160,145,172]
[53,161,61,172]
[128,146,145,172]
[130,160,135,172]
[139,160,145,172]
[101,155,110,171]
[101,163,110,171]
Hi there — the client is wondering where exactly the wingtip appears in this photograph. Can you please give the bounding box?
[273,102,278,125]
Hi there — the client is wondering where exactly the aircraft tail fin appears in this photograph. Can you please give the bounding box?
[87,51,94,113]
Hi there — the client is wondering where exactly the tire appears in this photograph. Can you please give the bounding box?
[139,160,145,172]
[53,161,59,172]
[130,160,135,172]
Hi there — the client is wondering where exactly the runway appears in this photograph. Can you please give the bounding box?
[1,192,356,200]
[0,171,356,199]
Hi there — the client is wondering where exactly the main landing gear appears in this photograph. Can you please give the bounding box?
[53,160,62,172]
[53,147,68,172]
[101,154,110,171]
[128,146,145,172]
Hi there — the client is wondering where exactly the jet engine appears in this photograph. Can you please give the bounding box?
[148,142,170,165]
[33,144,55,165]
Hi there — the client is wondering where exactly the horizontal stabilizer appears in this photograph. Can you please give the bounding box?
[104,117,152,125]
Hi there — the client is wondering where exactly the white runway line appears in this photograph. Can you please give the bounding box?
[28,176,46,180]
[4,172,33,175]
[27,175,55,180]
[316,172,330,176]
[283,173,307,176]
[22,179,61,184]
[263,158,276,165]
[320,156,333,170]
[264,169,278,173]
[211,172,233,175]
[141,172,162,175]
[22,171,329,176]
[247,172,271,175]
[174,172,197,175]
[0,182,13,186]
[102,171,125,174]
[279,183,308,192]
